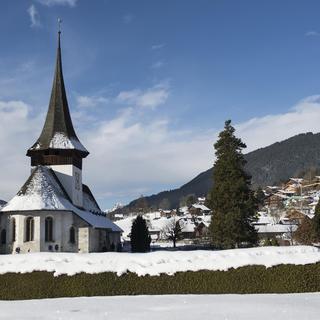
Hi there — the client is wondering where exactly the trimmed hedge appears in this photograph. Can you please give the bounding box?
[1,263,320,300]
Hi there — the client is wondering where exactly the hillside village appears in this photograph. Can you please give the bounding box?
[112,174,320,249]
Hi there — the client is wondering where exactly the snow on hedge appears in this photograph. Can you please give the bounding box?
[0,246,319,277]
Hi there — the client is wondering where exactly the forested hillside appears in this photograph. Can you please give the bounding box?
[126,132,320,209]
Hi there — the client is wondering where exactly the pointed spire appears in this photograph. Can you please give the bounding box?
[27,30,89,157]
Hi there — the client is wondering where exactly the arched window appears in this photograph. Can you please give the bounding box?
[12,218,16,242]
[1,229,6,244]
[69,226,75,244]
[25,217,34,242]
[45,217,53,242]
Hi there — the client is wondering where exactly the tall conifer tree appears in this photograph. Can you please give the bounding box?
[312,201,320,241]
[208,120,258,248]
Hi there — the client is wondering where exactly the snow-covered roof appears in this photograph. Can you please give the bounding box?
[279,190,296,194]
[181,221,195,233]
[192,204,210,211]
[254,213,274,225]
[50,132,88,152]
[255,224,297,234]
[289,178,304,183]
[1,166,121,232]
[31,133,88,154]
[266,186,280,189]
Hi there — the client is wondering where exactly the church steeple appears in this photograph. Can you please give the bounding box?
[27,31,89,165]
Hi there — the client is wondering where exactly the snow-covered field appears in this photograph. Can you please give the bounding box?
[0,293,318,320]
[0,246,318,276]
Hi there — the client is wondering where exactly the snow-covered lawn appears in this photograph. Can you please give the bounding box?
[0,293,318,320]
[0,246,318,276]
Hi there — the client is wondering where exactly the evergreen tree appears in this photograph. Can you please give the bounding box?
[254,187,265,209]
[208,120,258,249]
[130,215,151,252]
[313,200,320,241]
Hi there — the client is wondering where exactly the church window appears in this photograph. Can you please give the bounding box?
[45,217,53,242]
[1,229,6,244]
[12,218,16,242]
[69,226,75,244]
[25,217,34,242]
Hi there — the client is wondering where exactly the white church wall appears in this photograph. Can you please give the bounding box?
[78,226,90,253]
[7,212,41,254]
[0,211,121,254]
[49,165,83,207]
[39,211,73,252]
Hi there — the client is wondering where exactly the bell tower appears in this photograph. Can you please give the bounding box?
[26,31,89,208]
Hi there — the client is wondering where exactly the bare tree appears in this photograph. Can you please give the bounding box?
[286,224,296,245]
[162,218,184,248]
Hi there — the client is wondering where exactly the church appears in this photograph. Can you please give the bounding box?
[0,32,122,254]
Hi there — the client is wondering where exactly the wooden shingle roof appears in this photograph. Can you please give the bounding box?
[27,32,88,157]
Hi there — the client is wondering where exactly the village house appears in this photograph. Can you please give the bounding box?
[0,32,122,254]
[189,204,211,216]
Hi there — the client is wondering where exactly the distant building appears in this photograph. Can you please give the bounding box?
[0,32,122,254]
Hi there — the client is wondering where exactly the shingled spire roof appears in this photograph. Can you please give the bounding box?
[27,32,89,157]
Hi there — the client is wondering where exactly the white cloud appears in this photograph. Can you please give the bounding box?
[0,100,41,201]
[236,95,320,152]
[305,30,320,37]
[117,84,169,109]
[76,95,108,108]
[151,43,166,50]
[83,95,320,204]
[27,5,40,28]
[36,0,78,6]
[2,95,320,207]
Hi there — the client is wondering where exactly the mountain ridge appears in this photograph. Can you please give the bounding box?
[125,132,320,210]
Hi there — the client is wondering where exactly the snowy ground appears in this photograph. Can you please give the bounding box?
[0,293,318,320]
[0,246,319,276]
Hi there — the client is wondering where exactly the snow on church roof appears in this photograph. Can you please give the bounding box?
[1,166,122,232]
[31,132,88,153]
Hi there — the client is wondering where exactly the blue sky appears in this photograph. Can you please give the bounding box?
[2,0,320,208]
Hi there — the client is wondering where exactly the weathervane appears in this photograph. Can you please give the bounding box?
[58,18,62,34]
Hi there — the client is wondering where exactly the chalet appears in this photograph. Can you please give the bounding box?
[264,193,286,209]
[284,208,308,225]
[0,32,122,254]
[181,221,196,239]
[194,222,209,238]
[281,178,303,196]
[189,204,211,216]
